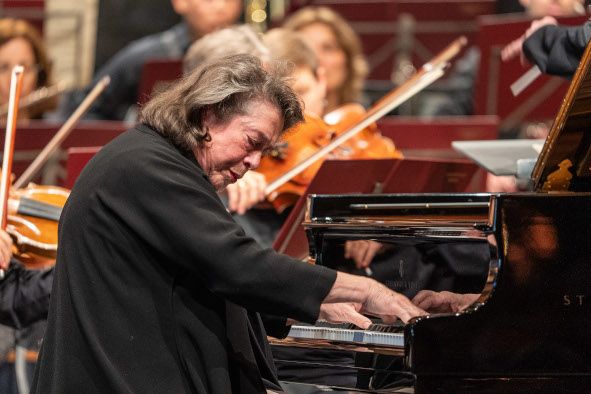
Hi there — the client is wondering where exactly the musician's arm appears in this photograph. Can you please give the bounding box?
[523,21,591,77]
[0,260,53,329]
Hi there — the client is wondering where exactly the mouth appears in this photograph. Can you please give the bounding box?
[229,170,240,183]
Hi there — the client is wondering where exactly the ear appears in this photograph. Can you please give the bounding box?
[170,0,189,16]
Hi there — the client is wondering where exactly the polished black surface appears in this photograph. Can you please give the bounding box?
[406,193,591,392]
[292,192,591,392]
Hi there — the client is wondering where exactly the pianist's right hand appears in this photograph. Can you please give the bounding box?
[321,272,426,329]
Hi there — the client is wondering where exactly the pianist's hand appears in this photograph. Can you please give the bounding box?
[0,229,13,270]
[318,303,372,329]
[361,281,427,324]
[412,290,479,313]
[226,170,267,215]
[323,272,426,325]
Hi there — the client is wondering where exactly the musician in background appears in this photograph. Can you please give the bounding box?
[0,230,52,330]
[419,0,586,118]
[0,226,53,393]
[0,18,56,121]
[284,6,369,114]
[60,0,242,122]
[32,54,425,393]
[183,26,331,247]
[502,16,591,76]
[263,28,328,118]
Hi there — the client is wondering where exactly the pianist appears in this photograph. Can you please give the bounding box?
[31,54,425,393]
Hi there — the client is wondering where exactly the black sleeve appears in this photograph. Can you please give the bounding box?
[260,313,291,339]
[523,22,591,77]
[0,259,53,329]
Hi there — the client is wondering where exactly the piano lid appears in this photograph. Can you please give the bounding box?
[531,36,591,192]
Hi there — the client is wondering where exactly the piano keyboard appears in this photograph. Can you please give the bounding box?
[288,321,405,348]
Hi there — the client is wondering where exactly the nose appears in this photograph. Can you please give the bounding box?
[244,150,262,170]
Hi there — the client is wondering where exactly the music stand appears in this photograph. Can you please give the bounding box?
[64,146,101,188]
[473,14,587,130]
[273,157,480,259]
[137,59,182,106]
[1,120,127,186]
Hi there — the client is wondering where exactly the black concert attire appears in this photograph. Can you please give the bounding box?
[31,124,337,393]
[0,260,52,329]
[523,20,591,77]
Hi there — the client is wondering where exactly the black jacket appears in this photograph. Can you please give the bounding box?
[32,124,336,393]
[0,259,52,329]
[524,21,591,77]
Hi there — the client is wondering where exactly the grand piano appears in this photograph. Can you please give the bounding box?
[271,29,591,394]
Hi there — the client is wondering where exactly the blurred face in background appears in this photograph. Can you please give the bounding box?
[520,0,585,17]
[297,22,347,98]
[0,37,38,107]
[172,0,243,38]
[291,65,327,116]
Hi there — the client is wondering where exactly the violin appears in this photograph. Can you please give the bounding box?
[257,36,468,213]
[257,106,402,212]
[0,76,110,268]
[7,184,68,269]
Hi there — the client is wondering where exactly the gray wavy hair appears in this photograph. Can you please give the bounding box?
[139,53,303,152]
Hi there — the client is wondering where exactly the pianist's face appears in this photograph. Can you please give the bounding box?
[0,37,38,108]
[193,100,281,191]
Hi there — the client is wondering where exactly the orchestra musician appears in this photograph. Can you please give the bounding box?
[0,230,52,330]
[0,18,57,121]
[502,15,591,76]
[283,6,369,114]
[0,18,59,392]
[59,0,243,122]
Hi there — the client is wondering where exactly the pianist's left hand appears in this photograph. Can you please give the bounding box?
[412,290,479,313]
[318,302,371,329]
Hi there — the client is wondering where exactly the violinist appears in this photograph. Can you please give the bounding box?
[0,229,52,330]
[263,28,328,118]
[0,18,57,121]
[283,6,369,113]
[182,25,332,247]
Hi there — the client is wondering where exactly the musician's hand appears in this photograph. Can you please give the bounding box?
[485,174,518,193]
[344,240,383,269]
[412,290,479,313]
[0,229,13,270]
[226,171,267,215]
[501,16,558,65]
[361,281,426,324]
[318,302,372,329]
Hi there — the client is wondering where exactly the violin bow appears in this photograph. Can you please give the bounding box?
[0,82,68,119]
[0,66,25,278]
[264,36,467,198]
[13,76,110,189]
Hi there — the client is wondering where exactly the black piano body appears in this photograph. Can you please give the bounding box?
[300,191,591,392]
[274,20,591,393]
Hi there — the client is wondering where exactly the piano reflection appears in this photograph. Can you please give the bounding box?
[270,31,591,394]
